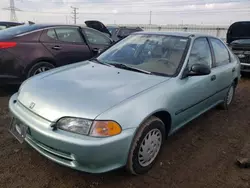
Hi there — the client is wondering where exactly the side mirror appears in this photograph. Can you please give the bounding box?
[183,63,211,78]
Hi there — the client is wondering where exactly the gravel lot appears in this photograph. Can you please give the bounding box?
[1,78,250,188]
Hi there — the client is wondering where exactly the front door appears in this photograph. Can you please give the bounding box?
[40,27,92,66]
[172,37,217,130]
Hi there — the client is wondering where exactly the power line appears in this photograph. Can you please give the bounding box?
[71,6,79,24]
[3,7,249,15]
[21,0,248,6]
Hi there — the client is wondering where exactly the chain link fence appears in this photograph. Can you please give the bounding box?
[108,24,229,42]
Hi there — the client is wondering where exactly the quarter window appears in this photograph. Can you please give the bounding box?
[188,38,212,69]
[83,28,111,45]
[47,29,57,40]
[210,38,230,67]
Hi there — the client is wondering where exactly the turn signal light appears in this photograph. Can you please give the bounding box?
[90,121,122,137]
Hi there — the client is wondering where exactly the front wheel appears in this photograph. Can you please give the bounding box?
[126,116,166,175]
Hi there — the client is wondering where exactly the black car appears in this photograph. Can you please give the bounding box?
[0,21,114,85]
[227,21,250,74]
[0,21,23,30]
[107,26,143,42]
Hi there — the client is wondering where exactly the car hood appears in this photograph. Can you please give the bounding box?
[227,21,250,44]
[17,61,168,122]
[85,20,112,37]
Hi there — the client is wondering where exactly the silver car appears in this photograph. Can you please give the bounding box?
[9,32,241,175]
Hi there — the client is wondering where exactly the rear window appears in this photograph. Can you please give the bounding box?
[0,24,40,39]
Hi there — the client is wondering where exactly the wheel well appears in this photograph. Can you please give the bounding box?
[152,111,171,138]
[233,77,238,87]
[24,58,56,78]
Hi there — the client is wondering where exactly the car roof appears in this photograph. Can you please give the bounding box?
[26,23,82,29]
[133,31,213,38]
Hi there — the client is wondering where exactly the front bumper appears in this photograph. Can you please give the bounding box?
[9,93,136,173]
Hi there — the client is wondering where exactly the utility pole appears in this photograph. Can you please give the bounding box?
[149,11,152,31]
[71,6,79,24]
[3,0,21,22]
[65,15,68,24]
[149,11,152,25]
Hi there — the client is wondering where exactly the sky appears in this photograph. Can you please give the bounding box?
[0,0,249,25]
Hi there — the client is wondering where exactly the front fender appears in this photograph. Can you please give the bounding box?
[95,81,175,131]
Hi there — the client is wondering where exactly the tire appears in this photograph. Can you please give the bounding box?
[126,116,166,175]
[27,61,55,78]
[219,82,236,110]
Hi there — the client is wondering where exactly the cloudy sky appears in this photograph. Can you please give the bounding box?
[0,0,249,25]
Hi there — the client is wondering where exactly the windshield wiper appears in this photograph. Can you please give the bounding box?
[90,58,114,67]
[109,63,152,75]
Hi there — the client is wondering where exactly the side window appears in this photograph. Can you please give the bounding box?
[210,38,230,67]
[83,28,111,45]
[54,28,84,43]
[188,38,212,69]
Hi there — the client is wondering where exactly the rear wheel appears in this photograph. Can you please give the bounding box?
[27,61,55,78]
[126,116,166,175]
[219,82,236,110]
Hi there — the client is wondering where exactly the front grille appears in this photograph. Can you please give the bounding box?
[232,49,250,63]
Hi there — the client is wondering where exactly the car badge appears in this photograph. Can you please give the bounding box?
[29,102,35,109]
[238,54,245,58]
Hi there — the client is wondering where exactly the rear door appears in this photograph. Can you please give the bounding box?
[40,27,92,66]
[81,27,113,55]
[208,37,235,100]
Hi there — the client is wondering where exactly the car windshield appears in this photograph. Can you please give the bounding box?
[97,34,189,76]
[0,24,39,39]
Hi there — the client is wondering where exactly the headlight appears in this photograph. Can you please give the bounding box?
[56,118,122,137]
[57,117,93,135]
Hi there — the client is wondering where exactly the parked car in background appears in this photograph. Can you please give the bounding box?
[0,21,113,85]
[0,21,23,30]
[227,21,250,74]
[107,26,143,42]
[9,31,240,175]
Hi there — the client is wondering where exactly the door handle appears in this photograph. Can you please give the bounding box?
[232,67,236,72]
[211,75,216,81]
[52,46,62,50]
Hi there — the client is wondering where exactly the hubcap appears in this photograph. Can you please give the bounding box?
[138,129,162,167]
[227,86,234,105]
[33,66,51,75]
